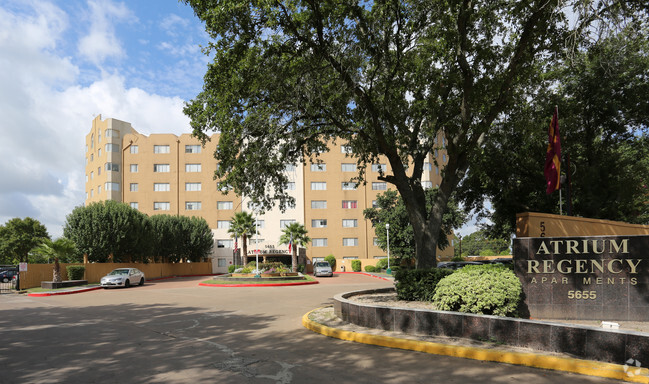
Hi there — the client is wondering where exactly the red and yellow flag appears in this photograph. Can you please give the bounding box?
[544,106,561,194]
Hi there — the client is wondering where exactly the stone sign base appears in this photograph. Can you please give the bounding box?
[41,280,88,289]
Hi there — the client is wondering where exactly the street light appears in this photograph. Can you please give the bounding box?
[386,223,391,275]
[254,206,260,278]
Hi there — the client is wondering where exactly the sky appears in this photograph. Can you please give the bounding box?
[0,0,209,238]
[0,0,483,240]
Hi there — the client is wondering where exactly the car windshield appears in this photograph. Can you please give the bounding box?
[315,262,330,268]
[109,269,130,276]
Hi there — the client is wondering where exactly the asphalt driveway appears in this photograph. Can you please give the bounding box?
[0,274,621,384]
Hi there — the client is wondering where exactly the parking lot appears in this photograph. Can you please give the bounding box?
[0,273,620,384]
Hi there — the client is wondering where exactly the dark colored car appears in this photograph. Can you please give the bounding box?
[0,269,18,283]
[437,261,484,270]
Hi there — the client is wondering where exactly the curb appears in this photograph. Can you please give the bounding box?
[200,281,319,287]
[302,308,649,383]
[28,286,102,297]
[334,272,393,281]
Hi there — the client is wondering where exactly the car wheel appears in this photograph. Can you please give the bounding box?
[139,278,144,286]
[124,279,130,288]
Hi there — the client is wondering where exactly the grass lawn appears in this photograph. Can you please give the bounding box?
[202,275,316,285]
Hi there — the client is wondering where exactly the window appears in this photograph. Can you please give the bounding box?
[250,238,265,244]
[280,219,296,229]
[90,153,93,162]
[442,154,447,163]
[373,237,379,246]
[130,202,138,209]
[130,183,138,192]
[97,148,101,157]
[285,182,296,190]
[312,238,328,247]
[372,164,386,172]
[105,143,119,152]
[90,171,94,180]
[255,220,265,229]
[154,202,170,211]
[422,181,433,189]
[90,189,94,197]
[372,182,387,190]
[342,219,358,228]
[217,201,233,210]
[435,166,439,175]
[185,163,201,172]
[97,166,101,176]
[91,134,94,148]
[341,182,357,190]
[343,238,358,246]
[311,182,326,190]
[185,145,201,153]
[342,200,358,209]
[185,182,202,191]
[310,163,326,172]
[311,200,327,209]
[105,163,119,172]
[341,163,356,172]
[217,239,233,248]
[217,220,231,229]
[285,164,296,172]
[130,164,138,173]
[130,145,138,154]
[372,200,378,208]
[185,201,202,210]
[97,185,101,194]
[154,145,170,154]
[341,145,353,154]
[311,219,327,228]
[154,164,170,172]
[154,183,170,192]
[85,174,88,182]
[105,182,119,191]
[105,129,119,138]
[424,162,433,171]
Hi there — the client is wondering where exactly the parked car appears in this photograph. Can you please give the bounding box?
[313,261,333,277]
[437,261,484,270]
[100,268,145,288]
[0,269,18,283]
[487,258,513,265]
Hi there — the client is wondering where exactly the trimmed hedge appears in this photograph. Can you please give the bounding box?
[66,265,86,280]
[375,257,398,270]
[364,265,377,272]
[351,259,361,272]
[432,264,522,317]
[394,268,453,301]
[325,255,336,271]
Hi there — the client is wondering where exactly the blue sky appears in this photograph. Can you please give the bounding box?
[0,0,208,237]
[0,0,483,240]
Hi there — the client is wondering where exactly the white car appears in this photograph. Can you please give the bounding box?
[313,261,333,277]
[100,268,145,288]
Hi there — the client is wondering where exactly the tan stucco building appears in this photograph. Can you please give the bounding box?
[85,115,453,272]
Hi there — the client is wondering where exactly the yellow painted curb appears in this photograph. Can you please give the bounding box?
[302,308,649,383]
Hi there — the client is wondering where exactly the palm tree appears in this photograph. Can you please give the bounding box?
[228,211,257,265]
[34,237,77,282]
[279,222,310,272]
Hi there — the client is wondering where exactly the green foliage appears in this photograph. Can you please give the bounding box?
[279,222,310,272]
[66,265,86,281]
[451,255,465,262]
[31,237,79,264]
[432,264,522,317]
[351,259,361,272]
[297,264,305,273]
[324,255,336,271]
[364,265,377,273]
[63,201,151,263]
[0,217,50,263]
[364,190,466,260]
[241,267,252,273]
[374,257,398,271]
[228,265,244,273]
[458,230,510,257]
[394,268,455,302]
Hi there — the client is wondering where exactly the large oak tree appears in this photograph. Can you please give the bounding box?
[183,0,642,267]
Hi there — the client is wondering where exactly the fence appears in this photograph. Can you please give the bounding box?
[17,262,213,289]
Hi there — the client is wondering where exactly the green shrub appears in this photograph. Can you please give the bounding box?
[432,264,522,317]
[451,255,465,262]
[66,265,85,280]
[228,265,244,273]
[394,268,454,301]
[375,257,398,270]
[241,267,252,273]
[364,265,376,272]
[297,264,305,273]
[325,255,336,271]
[351,259,361,272]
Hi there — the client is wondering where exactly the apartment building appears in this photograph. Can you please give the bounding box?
[85,115,453,271]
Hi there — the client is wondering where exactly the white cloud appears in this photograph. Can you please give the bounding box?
[77,0,135,65]
[0,1,192,238]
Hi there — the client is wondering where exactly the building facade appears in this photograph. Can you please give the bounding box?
[85,115,454,271]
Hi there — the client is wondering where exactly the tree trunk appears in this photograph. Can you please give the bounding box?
[52,257,62,283]
[292,248,298,273]
[242,235,249,265]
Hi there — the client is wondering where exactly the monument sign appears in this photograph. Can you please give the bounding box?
[514,235,649,321]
